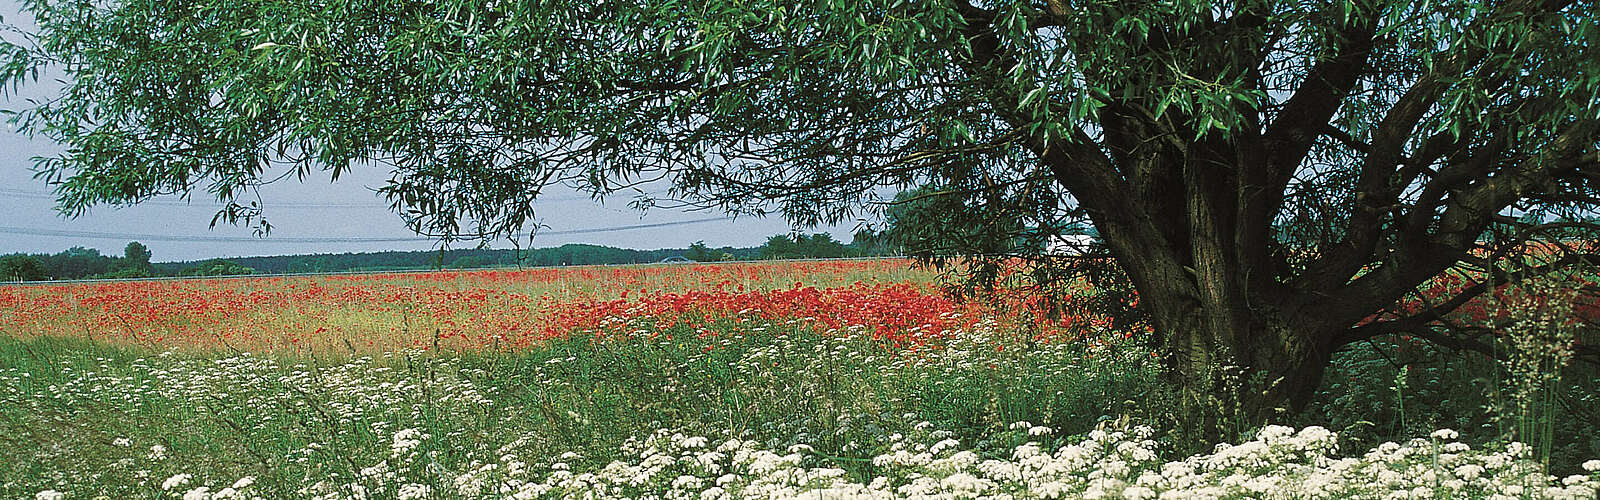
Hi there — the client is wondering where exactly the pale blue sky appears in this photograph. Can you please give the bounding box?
[0,6,868,262]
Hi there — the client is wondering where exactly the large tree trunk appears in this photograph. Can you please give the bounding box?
[1157,300,1335,433]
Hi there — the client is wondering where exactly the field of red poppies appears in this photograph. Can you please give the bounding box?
[0,258,1119,354]
[6,256,1595,356]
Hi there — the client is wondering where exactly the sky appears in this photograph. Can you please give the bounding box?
[0,7,868,262]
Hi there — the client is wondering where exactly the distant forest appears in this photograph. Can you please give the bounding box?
[165,244,762,275]
[1,230,896,282]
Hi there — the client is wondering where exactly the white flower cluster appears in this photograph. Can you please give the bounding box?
[37,475,259,500]
[277,423,1600,499]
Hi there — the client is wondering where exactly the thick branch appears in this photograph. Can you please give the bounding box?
[1241,13,1377,290]
[1030,131,1199,321]
[1327,123,1600,330]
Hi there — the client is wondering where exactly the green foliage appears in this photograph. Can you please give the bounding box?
[447,255,488,269]
[759,235,799,259]
[1306,274,1600,474]
[884,185,1042,258]
[1309,337,1600,475]
[120,241,151,271]
[4,1,1594,259]
[88,267,154,280]
[151,244,767,275]
[0,254,45,281]
[42,246,115,279]
[178,259,256,277]
[683,241,716,262]
[759,233,852,259]
[848,228,898,257]
[23,0,1592,242]
[5,246,132,280]
[797,233,847,259]
[5,314,1594,493]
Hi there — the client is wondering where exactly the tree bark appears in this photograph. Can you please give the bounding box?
[1153,289,1334,433]
[1035,130,1337,430]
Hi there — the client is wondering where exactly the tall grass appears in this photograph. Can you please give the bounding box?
[0,319,1160,497]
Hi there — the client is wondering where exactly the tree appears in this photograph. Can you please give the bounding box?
[6,0,1598,423]
[122,241,152,271]
[848,229,897,257]
[684,241,716,262]
[0,254,46,281]
[760,235,799,260]
[41,247,113,279]
[179,259,255,277]
[794,233,848,258]
[758,233,848,259]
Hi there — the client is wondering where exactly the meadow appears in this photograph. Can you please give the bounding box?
[2,259,1598,499]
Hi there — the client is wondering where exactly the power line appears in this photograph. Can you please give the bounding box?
[0,226,423,243]
[0,217,734,243]
[537,217,730,235]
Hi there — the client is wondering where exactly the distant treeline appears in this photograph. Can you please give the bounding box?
[1,230,896,281]
[166,244,763,275]
[0,243,165,282]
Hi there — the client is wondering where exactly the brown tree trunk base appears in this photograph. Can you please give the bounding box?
[1161,318,1333,443]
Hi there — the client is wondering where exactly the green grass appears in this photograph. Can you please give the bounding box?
[1307,337,1600,475]
[0,320,1162,498]
[5,323,1599,498]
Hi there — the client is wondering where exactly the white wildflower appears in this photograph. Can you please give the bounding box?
[396,483,431,500]
[672,475,704,490]
[183,486,211,500]
[1506,442,1530,457]
[391,428,425,457]
[929,438,961,455]
[1455,464,1484,481]
[161,473,192,491]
